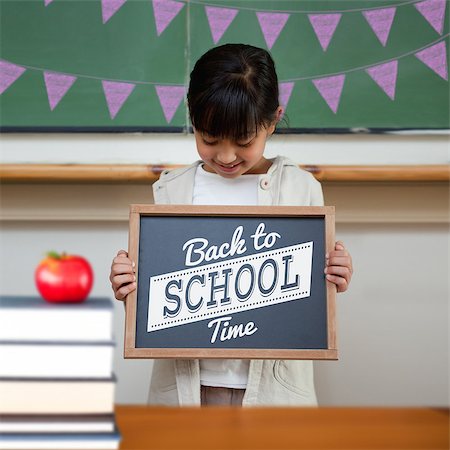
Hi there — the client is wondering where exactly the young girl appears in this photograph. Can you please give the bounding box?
[110,44,353,407]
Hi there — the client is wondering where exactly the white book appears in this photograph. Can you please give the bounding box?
[0,414,115,433]
[0,429,120,449]
[0,297,114,342]
[0,341,114,378]
[0,377,116,414]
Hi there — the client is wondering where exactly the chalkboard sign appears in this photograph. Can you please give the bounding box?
[1,0,448,132]
[124,205,337,360]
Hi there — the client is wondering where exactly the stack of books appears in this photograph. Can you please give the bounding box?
[0,296,120,449]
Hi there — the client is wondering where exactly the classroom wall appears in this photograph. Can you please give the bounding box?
[1,132,449,165]
[0,133,449,406]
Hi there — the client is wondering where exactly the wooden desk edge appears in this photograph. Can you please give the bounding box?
[113,405,449,450]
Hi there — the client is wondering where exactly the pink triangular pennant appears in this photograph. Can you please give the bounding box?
[155,85,185,123]
[362,7,396,47]
[44,72,77,111]
[415,0,446,35]
[312,75,346,114]
[152,0,185,36]
[279,82,294,113]
[44,0,54,6]
[102,0,127,24]
[102,81,136,119]
[366,60,398,100]
[308,14,342,51]
[205,6,238,44]
[256,12,290,50]
[415,41,448,80]
[0,60,26,95]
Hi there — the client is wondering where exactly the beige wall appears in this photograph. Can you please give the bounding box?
[1,169,448,406]
[1,133,449,165]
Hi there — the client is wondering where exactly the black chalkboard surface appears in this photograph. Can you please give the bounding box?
[124,205,337,360]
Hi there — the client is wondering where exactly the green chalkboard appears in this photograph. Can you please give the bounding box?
[0,0,449,132]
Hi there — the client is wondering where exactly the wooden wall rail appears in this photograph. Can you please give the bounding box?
[0,164,448,183]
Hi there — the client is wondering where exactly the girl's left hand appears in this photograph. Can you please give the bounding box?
[325,241,353,293]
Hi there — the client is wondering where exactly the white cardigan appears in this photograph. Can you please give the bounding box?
[148,156,324,406]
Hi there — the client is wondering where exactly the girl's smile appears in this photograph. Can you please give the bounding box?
[194,125,276,178]
[214,161,243,175]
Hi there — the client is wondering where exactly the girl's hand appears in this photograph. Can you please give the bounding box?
[324,241,353,293]
[109,250,136,301]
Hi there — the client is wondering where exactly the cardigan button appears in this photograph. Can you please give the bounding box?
[260,178,270,190]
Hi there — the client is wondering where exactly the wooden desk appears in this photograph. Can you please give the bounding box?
[115,406,449,449]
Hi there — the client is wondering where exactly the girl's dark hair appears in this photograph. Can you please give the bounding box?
[187,44,279,141]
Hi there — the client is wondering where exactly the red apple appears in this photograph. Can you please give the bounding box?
[35,252,94,303]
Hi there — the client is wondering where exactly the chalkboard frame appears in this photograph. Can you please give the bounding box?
[124,204,337,360]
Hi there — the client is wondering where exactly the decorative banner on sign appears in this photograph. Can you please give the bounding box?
[155,85,185,123]
[362,7,396,47]
[205,6,239,44]
[312,74,346,113]
[147,240,313,332]
[152,0,185,36]
[415,40,448,80]
[308,13,342,51]
[279,82,294,113]
[414,0,447,35]
[256,12,290,50]
[44,0,54,6]
[366,60,398,100]
[0,60,26,95]
[102,80,136,119]
[43,72,77,111]
[102,0,127,24]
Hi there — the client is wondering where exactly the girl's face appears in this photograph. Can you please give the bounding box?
[194,123,276,179]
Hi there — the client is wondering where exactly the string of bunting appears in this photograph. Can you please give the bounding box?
[1,0,448,122]
[51,0,447,46]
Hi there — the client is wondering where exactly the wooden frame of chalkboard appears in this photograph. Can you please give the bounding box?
[124,204,337,360]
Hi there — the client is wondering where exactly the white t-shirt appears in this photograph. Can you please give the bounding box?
[193,164,259,388]
[192,164,259,206]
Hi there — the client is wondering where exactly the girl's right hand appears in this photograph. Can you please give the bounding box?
[109,250,136,301]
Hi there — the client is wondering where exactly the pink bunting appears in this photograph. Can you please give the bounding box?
[256,12,290,50]
[279,82,294,113]
[362,7,396,47]
[312,75,346,114]
[102,0,127,24]
[155,85,185,123]
[205,6,238,44]
[414,0,446,35]
[43,72,77,111]
[0,60,26,95]
[152,0,185,36]
[308,14,342,51]
[415,41,448,80]
[102,80,136,119]
[366,60,398,100]
[44,0,54,6]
